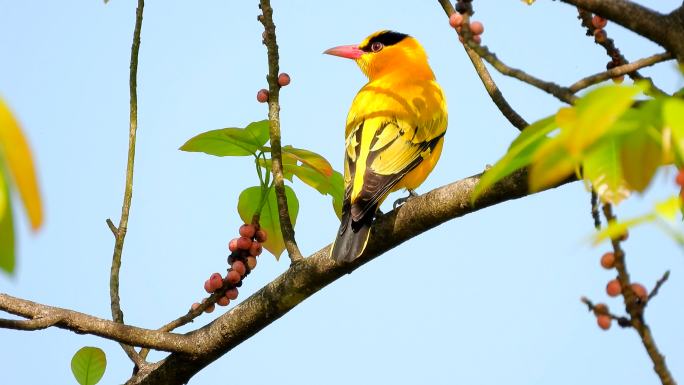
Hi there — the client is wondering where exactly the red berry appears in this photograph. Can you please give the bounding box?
[631,283,648,301]
[225,287,239,300]
[255,229,268,243]
[600,252,615,269]
[239,224,256,238]
[594,29,607,43]
[612,75,625,84]
[606,279,621,297]
[209,273,223,292]
[232,260,247,277]
[236,236,253,251]
[676,169,684,186]
[592,15,608,29]
[205,303,215,313]
[449,13,463,28]
[191,302,201,311]
[228,238,238,252]
[597,314,612,330]
[257,89,269,103]
[226,270,241,285]
[593,303,609,316]
[278,73,291,87]
[249,241,263,257]
[217,297,230,306]
[470,21,484,35]
[204,280,212,293]
[246,256,258,270]
[619,231,629,242]
[472,35,481,45]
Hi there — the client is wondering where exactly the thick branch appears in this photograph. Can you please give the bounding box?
[437,0,528,130]
[124,168,575,385]
[0,293,195,353]
[258,0,303,263]
[109,0,145,367]
[561,0,684,61]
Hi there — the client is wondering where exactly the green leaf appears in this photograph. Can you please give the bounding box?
[529,139,577,192]
[472,115,556,200]
[583,138,630,204]
[179,120,269,157]
[281,146,334,177]
[620,126,662,192]
[664,98,684,166]
[289,164,343,219]
[565,84,644,155]
[71,347,106,385]
[0,170,14,275]
[237,185,299,259]
[257,157,295,181]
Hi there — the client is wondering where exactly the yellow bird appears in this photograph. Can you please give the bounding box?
[325,30,448,262]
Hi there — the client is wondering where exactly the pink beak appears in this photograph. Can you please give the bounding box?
[323,44,364,60]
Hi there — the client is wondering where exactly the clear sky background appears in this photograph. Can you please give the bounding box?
[1,1,683,384]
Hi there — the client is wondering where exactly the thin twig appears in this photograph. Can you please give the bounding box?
[580,296,631,327]
[590,189,601,230]
[575,8,668,96]
[0,314,62,330]
[110,0,145,368]
[437,0,528,131]
[258,0,303,263]
[602,204,676,385]
[569,52,673,93]
[106,218,118,235]
[648,270,671,301]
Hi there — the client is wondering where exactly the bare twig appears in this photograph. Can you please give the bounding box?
[590,189,601,230]
[109,0,145,367]
[437,0,528,130]
[0,293,195,353]
[0,314,62,330]
[580,296,631,327]
[258,0,303,263]
[602,204,676,385]
[648,270,671,301]
[569,52,673,93]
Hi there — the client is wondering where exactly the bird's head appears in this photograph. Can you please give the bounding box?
[324,30,433,81]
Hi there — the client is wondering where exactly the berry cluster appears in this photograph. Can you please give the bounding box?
[449,12,484,45]
[591,15,625,84]
[191,224,267,313]
[257,73,291,103]
[592,250,648,330]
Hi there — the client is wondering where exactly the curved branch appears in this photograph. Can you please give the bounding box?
[258,0,303,263]
[0,293,196,353]
[569,52,673,93]
[124,168,575,385]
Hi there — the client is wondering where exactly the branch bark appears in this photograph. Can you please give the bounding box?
[123,168,575,385]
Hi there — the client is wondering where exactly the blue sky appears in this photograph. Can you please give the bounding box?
[1,1,683,384]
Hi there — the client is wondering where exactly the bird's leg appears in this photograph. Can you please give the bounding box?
[393,189,418,210]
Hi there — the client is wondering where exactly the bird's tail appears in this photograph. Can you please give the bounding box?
[330,202,376,262]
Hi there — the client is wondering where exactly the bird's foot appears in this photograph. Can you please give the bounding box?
[393,189,418,210]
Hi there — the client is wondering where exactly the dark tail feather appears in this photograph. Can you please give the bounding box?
[330,203,376,262]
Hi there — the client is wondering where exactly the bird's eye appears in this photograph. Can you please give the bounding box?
[370,42,384,52]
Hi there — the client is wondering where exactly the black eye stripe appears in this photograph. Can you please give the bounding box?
[360,31,409,52]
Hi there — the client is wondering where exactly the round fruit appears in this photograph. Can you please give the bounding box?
[246,256,258,270]
[205,303,215,313]
[257,89,269,103]
[592,15,608,29]
[470,21,484,35]
[255,229,268,243]
[249,241,263,257]
[226,270,241,285]
[191,302,201,311]
[236,236,253,251]
[204,280,212,294]
[600,252,615,269]
[472,35,481,45]
[594,29,607,43]
[593,303,609,316]
[631,283,648,301]
[612,75,625,84]
[278,73,291,87]
[676,169,684,186]
[232,260,247,277]
[209,273,223,292]
[217,297,230,307]
[239,224,256,238]
[449,13,463,28]
[597,314,612,330]
[225,287,239,301]
[228,238,238,253]
[606,279,621,297]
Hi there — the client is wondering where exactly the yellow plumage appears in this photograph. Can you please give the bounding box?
[325,30,448,262]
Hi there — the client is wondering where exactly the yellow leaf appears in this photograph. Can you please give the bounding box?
[0,98,42,230]
[529,139,577,192]
[655,196,681,221]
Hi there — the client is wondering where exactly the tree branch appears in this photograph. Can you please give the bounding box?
[258,0,303,263]
[569,52,673,93]
[436,0,529,131]
[109,0,145,367]
[0,293,195,353]
[561,0,684,61]
[123,168,576,385]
